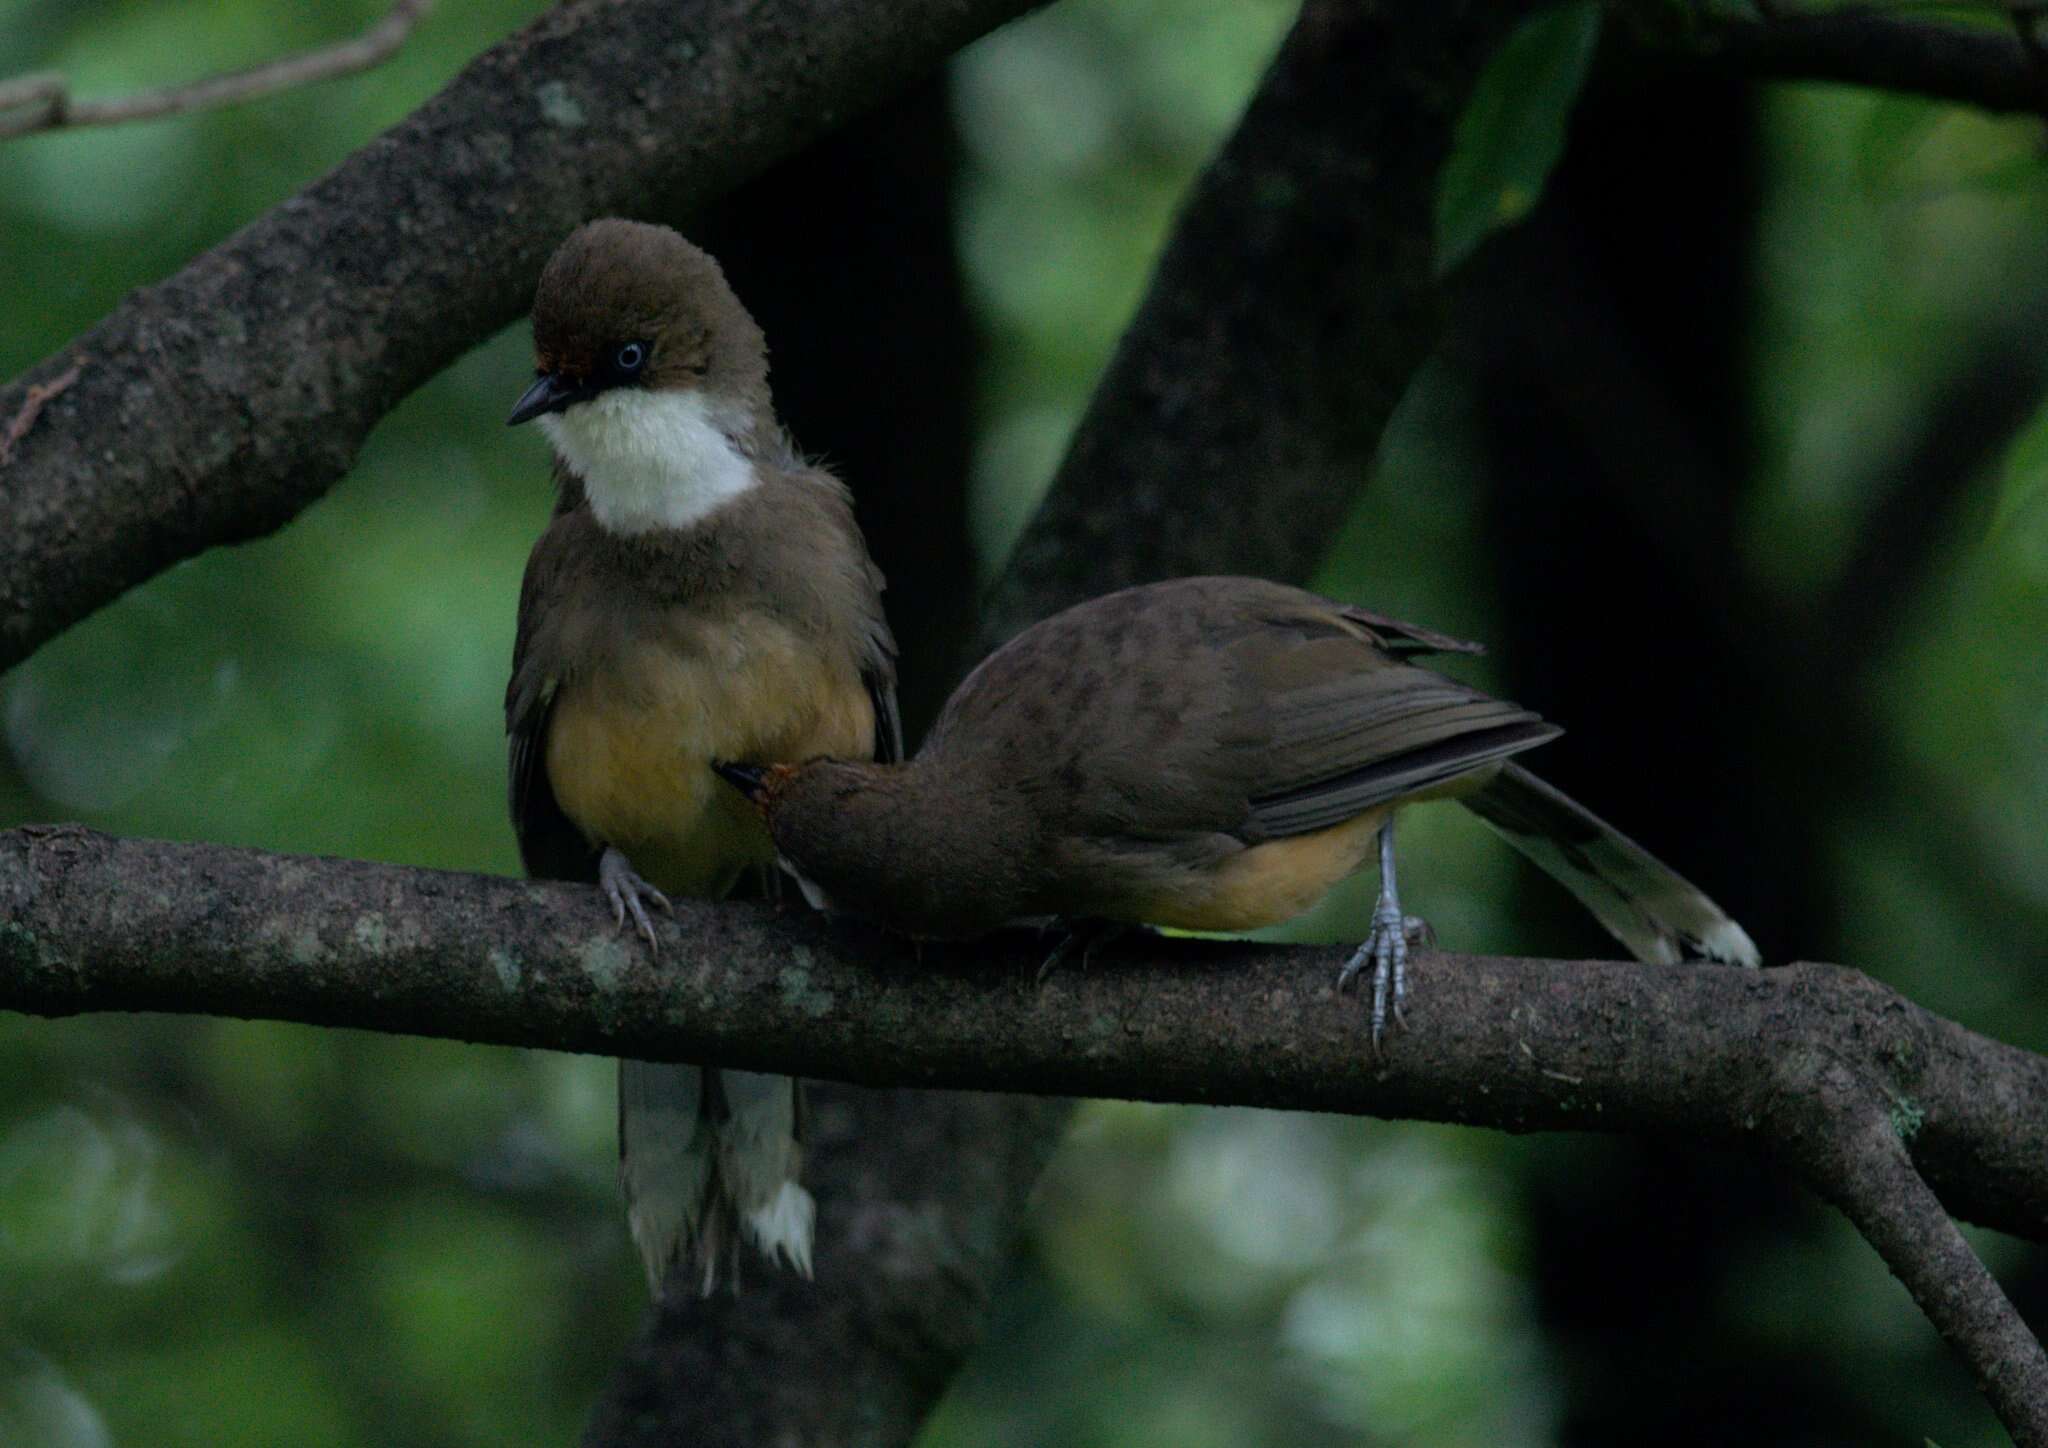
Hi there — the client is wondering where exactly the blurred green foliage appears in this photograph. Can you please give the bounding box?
[3,1,2048,1446]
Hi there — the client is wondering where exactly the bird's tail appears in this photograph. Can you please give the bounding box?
[618,1061,814,1298]
[1460,763,1759,968]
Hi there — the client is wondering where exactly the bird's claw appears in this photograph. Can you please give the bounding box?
[1036,933,1077,984]
[1338,904,1431,1052]
[1037,919,1134,983]
[599,847,672,955]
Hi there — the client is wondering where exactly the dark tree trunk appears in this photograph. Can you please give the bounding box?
[1461,69,1889,1444]
[702,77,977,737]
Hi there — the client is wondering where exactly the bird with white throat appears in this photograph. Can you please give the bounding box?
[505,218,901,1295]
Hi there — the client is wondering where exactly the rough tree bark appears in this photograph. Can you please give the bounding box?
[7,826,2048,1236]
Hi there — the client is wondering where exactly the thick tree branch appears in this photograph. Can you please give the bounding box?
[5,825,2045,1237]
[580,83,983,1446]
[5,823,2048,1432]
[790,0,1549,1440]
[0,0,1039,672]
[0,0,436,140]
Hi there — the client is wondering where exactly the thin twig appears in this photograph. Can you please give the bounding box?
[0,0,434,142]
[0,358,84,466]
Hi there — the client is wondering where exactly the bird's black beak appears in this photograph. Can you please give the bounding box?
[507,370,594,426]
[713,760,771,807]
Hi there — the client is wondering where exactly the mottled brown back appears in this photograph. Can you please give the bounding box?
[765,576,1555,937]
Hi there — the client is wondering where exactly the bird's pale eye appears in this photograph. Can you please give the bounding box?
[613,341,648,374]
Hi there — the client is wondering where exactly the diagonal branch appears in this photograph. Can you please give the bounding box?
[979,0,1533,645]
[1815,319,2048,664]
[1784,1071,2048,1444]
[0,0,1041,673]
[1632,5,2048,114]
[0,0,436,141]
[4,822,2047,1435]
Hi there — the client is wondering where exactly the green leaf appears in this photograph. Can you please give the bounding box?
[1435,2,1603,276]
[1987,399,2048,541]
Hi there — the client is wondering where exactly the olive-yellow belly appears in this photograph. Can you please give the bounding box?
[1134,806,1391,933]
[1121,761,1504,933]
[545,622,876,898]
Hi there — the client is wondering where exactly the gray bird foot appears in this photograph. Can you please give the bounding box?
[1037,919,1138,983]
[600,846,673,954]
[1337,904,1431,1050]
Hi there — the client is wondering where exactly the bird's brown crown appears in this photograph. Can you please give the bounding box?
[530,219,770,410]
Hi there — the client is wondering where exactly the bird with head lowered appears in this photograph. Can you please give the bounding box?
[506,219,901,1295]
[715,575,1757,1041]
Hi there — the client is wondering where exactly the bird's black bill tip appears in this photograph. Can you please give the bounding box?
[507,371,587,426]
[712,759,771,804]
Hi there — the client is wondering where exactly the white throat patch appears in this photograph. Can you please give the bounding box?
[539,388,759,535]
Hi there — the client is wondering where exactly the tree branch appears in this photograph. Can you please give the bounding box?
[5,823,2048,1433]
[6,824,2044,1236]
[1789,1081,2048,1443]
[580,82,984,1445]
[0,0,1040,672]
[0,0,1512,1431]
[0,0,436,141]
[1634,5,2048,115]
[979,0,1536,646]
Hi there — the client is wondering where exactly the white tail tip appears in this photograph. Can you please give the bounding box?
[742,1181,816,1279]
[1700,918,1761,969]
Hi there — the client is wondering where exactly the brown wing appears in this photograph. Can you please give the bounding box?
[1236,601,1557,838]
[858,553,904,764]
[506,514,597,883]
[777,461,903,766]
[1242,661,1559,836]
[1334,602,1487,659]
[931,576,1555,847]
